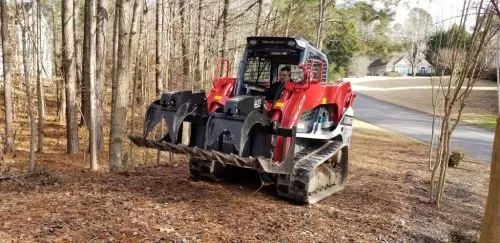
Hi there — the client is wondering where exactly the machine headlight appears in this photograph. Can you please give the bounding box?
[249,39,258,46]
[297,121,306,130]
[296,109,314,133]
[286,40,296,47]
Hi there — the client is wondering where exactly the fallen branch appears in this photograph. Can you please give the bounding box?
[0,175,25,186]
[0,149,5,174]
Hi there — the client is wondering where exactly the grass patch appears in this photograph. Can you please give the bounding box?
[461,114,497,130]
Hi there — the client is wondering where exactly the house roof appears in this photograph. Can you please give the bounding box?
[368,55,434,71]
[368,56,412,68]
[368,58,389,68]
[368,56,406,68]
[392,56,406,66]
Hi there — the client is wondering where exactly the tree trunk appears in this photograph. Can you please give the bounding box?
[110,0,132,171]
[221,0,229,59]
[83,0,98,170]
[284,2,292,36]
[112,1,120,89]
[188,0,194,90]
[316,0,327,50]
[130,1,146,163]
[479,15,500,239]
[254,0,263,35]
[155,0,163,95]
[179,0,189,89]
[261,6,273,35]
[194,0,202,89]
[480,118,500,242]
[54,7,66,126]
[58,77,66,126]
[62,0,79,154]
[1,0,14,153]
[82,2,90,129]
[165,0,172,90]
[21,22,36,172]
[96,0,107,152]
[129,0,142,52]
[127,0,144,166]
[36,0,45,153]
[411,42,417,77]
[74,2,82,85]
[272,8,279,35]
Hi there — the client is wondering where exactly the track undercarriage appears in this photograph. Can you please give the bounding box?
[129,131,349,204]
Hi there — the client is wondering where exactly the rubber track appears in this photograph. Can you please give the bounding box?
[287,140,345,204]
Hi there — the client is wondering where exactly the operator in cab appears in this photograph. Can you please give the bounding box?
[266,66,292,101]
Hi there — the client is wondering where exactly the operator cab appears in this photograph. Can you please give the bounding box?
[235,37,328,103]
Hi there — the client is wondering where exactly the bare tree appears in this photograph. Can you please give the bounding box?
[316,0,328,50]
[347,55,370,77]
[275,0,304,37]
[480,1,500,241]
[96,0,107,152]
[83,0,98,170]
[1,0,14,153]
[128,0,143,67]
[155,0,163,95]
[254,0,263,35]
[74,2,83,110]
[429,0,496,207]
[62,0,79,154]
[194,0,203,89]
[180,0,189,88]
[53,6,66,126]
[284,1,293,36]
[110,0,132,171]
[404,8,433,77]
[36,0,45,153]
[129,0,146,163]
[19,5,36,172]
[271,8,279,34]
[221,0,229,59]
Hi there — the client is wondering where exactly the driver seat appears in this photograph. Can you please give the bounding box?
[265,81,285,101]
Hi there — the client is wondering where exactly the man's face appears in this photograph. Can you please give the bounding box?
[279,70,290,82]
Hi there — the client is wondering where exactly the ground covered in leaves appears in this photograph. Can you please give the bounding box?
[0,121,489,242]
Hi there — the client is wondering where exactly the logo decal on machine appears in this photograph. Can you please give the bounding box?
[254,98,262,108]
[291,95,306,127]
[341,115,353,126]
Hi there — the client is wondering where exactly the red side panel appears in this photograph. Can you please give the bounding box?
[272,81,354,127]
[206,77,236,112]
[270,80,355,161]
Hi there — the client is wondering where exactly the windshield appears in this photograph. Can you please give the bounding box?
[243,55,271,87]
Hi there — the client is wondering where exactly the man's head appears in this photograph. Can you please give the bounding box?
[279,66,291,82]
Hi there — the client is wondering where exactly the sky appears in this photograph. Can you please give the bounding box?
[393,0,477,29]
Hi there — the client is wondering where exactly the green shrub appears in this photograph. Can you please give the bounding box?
[448,151,464,167]
[383,71,401,77]
[415,73,437,77]
[328,66,345,82]
[482,68,497,81]
[449,229,478,243]
[432,67,453,76]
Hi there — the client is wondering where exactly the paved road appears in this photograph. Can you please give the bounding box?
[353,94,494,163]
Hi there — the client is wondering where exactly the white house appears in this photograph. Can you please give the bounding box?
[368,56,433,76]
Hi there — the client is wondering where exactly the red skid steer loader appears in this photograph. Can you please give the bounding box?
[129,37,356,204]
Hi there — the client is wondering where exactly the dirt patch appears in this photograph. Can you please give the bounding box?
[0,120,489,242]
